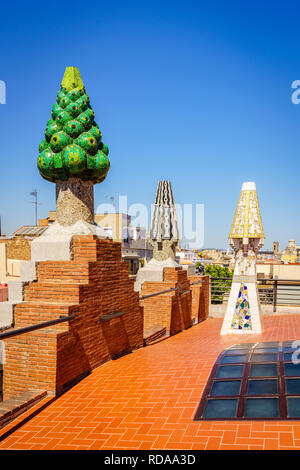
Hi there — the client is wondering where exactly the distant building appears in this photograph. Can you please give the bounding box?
[95,213,131,243]
[281,239,300,263]
[176,248,196,264]
[175,248,197,274]
[257,261,300,280]
[129,226,146,241]
[123,238,153,275]
[194,248,234,269]
[14,226,48,237]
[0,236,32,281]
[38,210,56,226]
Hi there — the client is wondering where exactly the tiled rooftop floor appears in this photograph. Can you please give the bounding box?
[1,315,300,450]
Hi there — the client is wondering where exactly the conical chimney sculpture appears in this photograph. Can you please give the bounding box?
[148,180,180,261]
[31,66,110,261]
[220,182,264,335]
[37,66,110,226]
[135,180,180,291]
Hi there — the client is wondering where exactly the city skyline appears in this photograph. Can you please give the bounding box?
[0,1,300,249]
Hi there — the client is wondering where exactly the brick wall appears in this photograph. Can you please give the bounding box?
[0,365,2,401]
[3,235,143,399]
[141,270,209,339]
[141,267,193,337]
[188,275,210,323]
[0,238,31,261]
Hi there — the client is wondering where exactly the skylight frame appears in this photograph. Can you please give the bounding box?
[194,341,300,421]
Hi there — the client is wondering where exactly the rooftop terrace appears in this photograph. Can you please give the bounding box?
[1,315,300,450]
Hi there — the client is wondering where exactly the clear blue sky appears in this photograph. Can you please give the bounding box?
[0,0,299,249]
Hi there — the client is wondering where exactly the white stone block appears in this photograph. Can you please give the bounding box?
[31,236,73,262]
[0,301,16,329]
[135,257,179,292]
[20,261,37,282]
[31,220,110,262]
[8,281,23,302]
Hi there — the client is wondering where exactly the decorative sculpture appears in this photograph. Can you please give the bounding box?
[220,182,264,335]
[148,180,180,262]
[31,67,110,261]
[37,66,110,227]
[135,180,180,291]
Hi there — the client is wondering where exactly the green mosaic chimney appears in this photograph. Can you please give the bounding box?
[37,66,110,184]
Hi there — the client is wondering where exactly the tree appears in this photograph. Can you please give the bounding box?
[205,265,233,278]
[205,264,234,304]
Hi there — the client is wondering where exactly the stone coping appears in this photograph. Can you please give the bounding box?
[0,390,47,430]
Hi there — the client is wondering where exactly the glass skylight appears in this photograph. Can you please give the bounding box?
[194,340,300,420]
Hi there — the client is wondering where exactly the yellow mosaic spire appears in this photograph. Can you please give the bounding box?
[61,66,85,92]
[229,182,264,239]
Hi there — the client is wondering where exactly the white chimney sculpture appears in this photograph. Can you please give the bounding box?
[220,182,264,335]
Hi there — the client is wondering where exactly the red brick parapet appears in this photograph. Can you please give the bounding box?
[141,267,193,338]
[3,235,143,400]
[188,275,209,323]
[141,270,209,341]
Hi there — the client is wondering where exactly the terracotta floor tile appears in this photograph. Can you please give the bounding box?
[237,425,251,438]
[219,444,248,450]
[167,429,184,443]
[139,441,154,450]
[293,426,300,440]
[221,431,237,444]
[164,442,193,450]
[6,443,35,450]
[153,435,170,449]
[205,437,221,450]
[136,423,152,435]
[251,431,278,439]
[184,423,200,437]
[88,440,111,450]
[197,430,224,438]
[251,422,265,432]
[37,438,62,450]
[279,446,298,450]
[236,437,264,446]
[191,442,206,450]
[264,438,279,450]
[198,421,213,430]
[102,434,123,447]
[279,432,294,447]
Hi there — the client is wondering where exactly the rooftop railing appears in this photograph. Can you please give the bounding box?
[210,276,300,312]
[139,279,205,301]
[0,315,75,341]
[0,314,75,403]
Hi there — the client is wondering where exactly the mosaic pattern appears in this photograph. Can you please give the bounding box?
[221,183,264,335]
[149,181,180,242]
[235,248,256,276]
[230,188,264,239]
[231,283,252,330]
[147,181,180,262]
[37,67,110,184]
